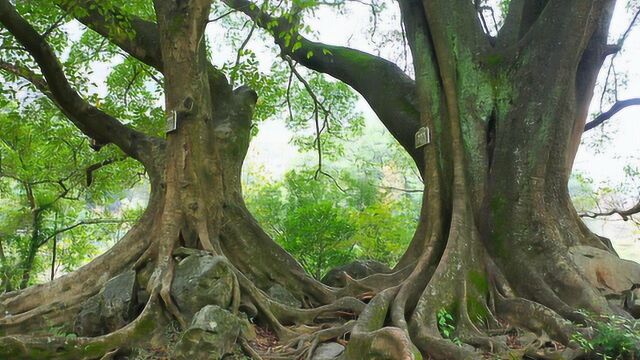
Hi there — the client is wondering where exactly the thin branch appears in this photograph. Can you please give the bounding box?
[38,219,135,248]
[230,21,257,86]
[0,61,51,97]
[284,57,331,181]
[86,157,126,186]
[599,8,640,111]
[208,10,237,23]
[123,66,142,107]
[285,68,294,124]
[579,200,640,221]
[223,0,423,171]
[316,0,378,8]
[41,15,66,39]
[379,185,423,193]
[584,98,640,131]
[619,7,640,46]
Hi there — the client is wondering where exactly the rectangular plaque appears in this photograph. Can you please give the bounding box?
[415,126,431,148]
[166,110,178,133]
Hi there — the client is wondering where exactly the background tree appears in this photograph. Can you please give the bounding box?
[0,0,639,359]
[246,166,419,279]
[0,96,142,291]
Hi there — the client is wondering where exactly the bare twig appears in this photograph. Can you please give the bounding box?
[86,157,126,186]
[379,185,423,193]
[584,98,640,131]
[208,10,237,23]
[599,8,640,111]
[123,66,142,107]
[38,219,135,248]
[41,15,66,39]
[579,200,640,221]
[230,21,257,86]
[283,57,332,181]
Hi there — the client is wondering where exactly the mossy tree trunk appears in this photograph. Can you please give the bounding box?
[0,0,636,359]
[357,1,621,357]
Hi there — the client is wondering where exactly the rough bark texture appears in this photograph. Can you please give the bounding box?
[1,0,639,359]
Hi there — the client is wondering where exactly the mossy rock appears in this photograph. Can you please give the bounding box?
[171,255,235,320]
[74,270,138,337]
[173,305,245,360]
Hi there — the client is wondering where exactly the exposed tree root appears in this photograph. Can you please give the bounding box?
[0,193,163,335]
[1,226,637,360]
[1,182,639,360]
[496,297,577,346]
[0,294,161,359]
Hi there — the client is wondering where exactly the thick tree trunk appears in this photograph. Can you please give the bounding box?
[342,1,632,359]
[0,1,339,354]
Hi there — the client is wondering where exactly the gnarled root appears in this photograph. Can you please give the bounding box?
[1,197,638,360]
[0,294,162,360]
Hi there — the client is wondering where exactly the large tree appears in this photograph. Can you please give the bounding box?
[1,0,639,359]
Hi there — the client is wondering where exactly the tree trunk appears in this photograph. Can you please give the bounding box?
[19,209,43,289]
[0,238,11,293]
[342,1,630,359]
[0,1,340,354]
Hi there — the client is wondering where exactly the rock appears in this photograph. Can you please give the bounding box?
[171,255,235,320]
[102,269,137,331]
[74,270,137,336]
[570,246,640,296]
[73,293,103,337]
[267,284,301,308]
[624,286,640,318]
[597,236,619,256]
[173,305,244,360]
[322,260,391,287]
[312,342,345,360]
[517,332,539,347]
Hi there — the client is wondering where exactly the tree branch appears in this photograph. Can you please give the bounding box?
[498,0,549,46]
[37,219,135,248]
[0,0,162,167]
[0,61,51,97]
[584,98,640,131]
[85,157,126,186]
[54,0,163,70]
[579,201,640,221]
[523,0,613,65]
[223,0,423,171]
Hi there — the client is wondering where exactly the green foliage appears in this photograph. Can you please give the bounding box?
[246,164,419,279]
[245,119,422,279]
[246,170,355,279]
[0,97,144,290]
[569,172,599,212]
[572,311,640,359]
[436,309,462,346]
